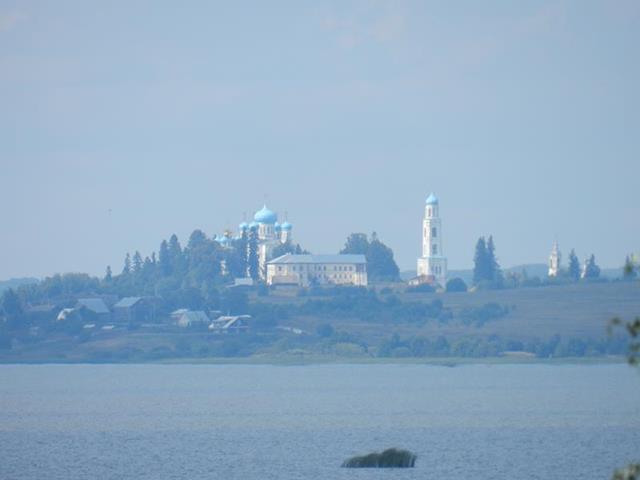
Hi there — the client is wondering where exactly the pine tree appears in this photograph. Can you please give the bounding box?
[168,234,184,275]
[248,229,260,280]
[568,249,580,281]
[623,256,637,280]
[486,236,503,286]
[583,254,601,279]
[123,253,131,275]
[132,251,143,274]
[473,237,490,284]
[159,240,171,276]
[104,265,112,282]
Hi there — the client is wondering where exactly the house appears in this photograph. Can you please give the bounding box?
[76,298,111,321]
[176,310,210,328]
[209,315,251,333]
[266,254,367,287]
[113,297,156,323]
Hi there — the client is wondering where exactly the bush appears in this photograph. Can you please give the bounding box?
[446,277,467,292]
[316,323,334,338]
[342,448,416,468]
[406,283,435,293]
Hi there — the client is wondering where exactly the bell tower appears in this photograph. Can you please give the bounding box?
[417,193,447,286]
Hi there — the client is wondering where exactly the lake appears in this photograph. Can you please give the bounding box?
[1,363,639,479]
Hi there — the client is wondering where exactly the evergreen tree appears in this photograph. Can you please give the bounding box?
[104,265,112,282]
[583,254,601,279]
[159,240,171,276]
[132,251,143,274]
[248,229,260,280]
[122,253,131,275]
[623,256,637,280]
[237,230,248,276]
[168,234,184,276]
[150,252,157,265]
[568,249,580,281]
[486,236,503,286]
[473,237,490,284]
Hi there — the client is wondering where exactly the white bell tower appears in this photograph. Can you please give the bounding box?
[417,193,447,286]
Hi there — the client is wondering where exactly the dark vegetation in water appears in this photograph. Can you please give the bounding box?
[342,448,417,468]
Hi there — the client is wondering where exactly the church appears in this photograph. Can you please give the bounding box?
[216,204,293,279]
[413,193,448,286]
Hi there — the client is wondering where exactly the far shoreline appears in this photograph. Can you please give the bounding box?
[0,355,627,367]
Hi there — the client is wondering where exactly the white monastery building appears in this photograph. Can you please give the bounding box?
[416,193,448,286]
[266,254,368,287]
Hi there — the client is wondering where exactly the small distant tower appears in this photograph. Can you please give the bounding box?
[416,193,447,286]
[548,241,561,277]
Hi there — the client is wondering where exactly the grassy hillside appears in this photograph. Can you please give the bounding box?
[273,281,640,344]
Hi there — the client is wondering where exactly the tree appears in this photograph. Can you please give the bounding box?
[446,277,467,292]
[568,249,580,281]
[168,234,185,276]
[341,233,369,255]
[132,251,143,274]
[623,256,637,280]
[248,229,260,280]
[187,229,207,250]
[104,266,113,282]
[1,288,22,317]
[583,254,600,279]
[159,240,171,276]
[122,253,132,275]
[340,232,399,282]
[473,237,490,284]
[366,233,400,282]
[486,236,503,286]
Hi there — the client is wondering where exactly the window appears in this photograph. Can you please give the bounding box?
[431,227,437,237]
[432,244,438,255]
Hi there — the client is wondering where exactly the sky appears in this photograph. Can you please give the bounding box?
[1,0,639,279]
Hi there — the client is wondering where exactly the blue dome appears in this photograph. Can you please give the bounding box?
[425,193,439,205]
[254,205,277,224]
[249,221,259,230]
[274,222,282,231]
[239,222,248,231]
[216,236,230,245]
[281,221,292,231]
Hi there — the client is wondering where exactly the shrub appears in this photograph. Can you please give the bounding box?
[446,277,467,292]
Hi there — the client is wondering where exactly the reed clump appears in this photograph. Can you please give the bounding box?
[341,448,416,468]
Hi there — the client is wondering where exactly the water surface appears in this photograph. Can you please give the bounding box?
[1,364,638,479]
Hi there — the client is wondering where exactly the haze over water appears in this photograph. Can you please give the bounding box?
[1,363,638,479]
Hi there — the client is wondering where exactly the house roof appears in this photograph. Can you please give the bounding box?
[267,254,366,265]
[179,311,210,323]
[77,298,110,315]
[113,297,142,308]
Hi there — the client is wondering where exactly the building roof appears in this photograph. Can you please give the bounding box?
[281,221,292,231]
[179,311,210,324]
[77,298,110,315]
[267,253,366,265]
[425,193,439,205]
[113,297,142,308]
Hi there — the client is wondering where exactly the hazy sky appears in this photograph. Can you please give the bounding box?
[1,1,639,279]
